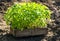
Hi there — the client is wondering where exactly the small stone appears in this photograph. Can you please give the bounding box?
[47,31,54,37]
[41,39,47,41]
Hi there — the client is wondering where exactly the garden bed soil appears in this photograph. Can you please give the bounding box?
[10,28,48,37]
[55,0,60,2]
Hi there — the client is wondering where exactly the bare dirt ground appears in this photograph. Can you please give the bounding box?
[0,1,60,41]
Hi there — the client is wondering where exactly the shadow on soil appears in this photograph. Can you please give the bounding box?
[0,34,45,41]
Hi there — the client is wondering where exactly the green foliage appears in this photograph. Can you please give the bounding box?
[4,2,51,31]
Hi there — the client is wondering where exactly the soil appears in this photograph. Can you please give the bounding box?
[0,0,60,41]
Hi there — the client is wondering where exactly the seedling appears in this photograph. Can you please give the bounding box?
[4,2,51,31]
